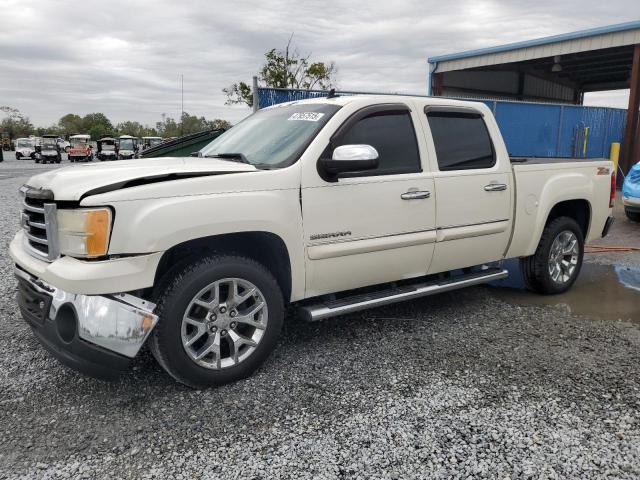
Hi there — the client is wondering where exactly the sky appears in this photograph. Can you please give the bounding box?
[1,0,639,128]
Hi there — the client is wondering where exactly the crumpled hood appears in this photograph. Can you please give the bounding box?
[26,157,257,201]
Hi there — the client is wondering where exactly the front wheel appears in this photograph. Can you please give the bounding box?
[521,216,584,295]
[149,254,284,388]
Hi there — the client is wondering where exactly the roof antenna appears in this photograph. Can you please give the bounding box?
[327,88,338,98]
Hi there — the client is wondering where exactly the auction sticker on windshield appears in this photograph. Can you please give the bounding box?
[288,112,325,122]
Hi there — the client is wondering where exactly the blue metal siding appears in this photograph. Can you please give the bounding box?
[257,88,626,159]
[488,101,562,157]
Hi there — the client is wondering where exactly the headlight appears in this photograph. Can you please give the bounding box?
[57,208,112,257]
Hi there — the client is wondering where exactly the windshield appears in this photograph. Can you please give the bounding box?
[42,138,57,148]
[200,103,340,168]
[149,138,162,146]
[71,138,88,147]
[17,139,34,148]
[101,142,115,150]
[119,139,134,150]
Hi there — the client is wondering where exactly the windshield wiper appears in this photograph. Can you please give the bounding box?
[205,152,250,164]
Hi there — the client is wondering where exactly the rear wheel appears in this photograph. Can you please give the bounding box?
[149,254,284,388]
[520,216,584,294]
[625,208,640,223]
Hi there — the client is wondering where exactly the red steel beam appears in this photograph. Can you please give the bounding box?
[622,45,640,175]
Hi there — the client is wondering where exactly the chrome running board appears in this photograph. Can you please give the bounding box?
[299,267,508,322]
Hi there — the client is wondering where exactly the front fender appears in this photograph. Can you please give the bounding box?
[95,189,306,301]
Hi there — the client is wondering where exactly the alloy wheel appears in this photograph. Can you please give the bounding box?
[548,230,579,284]
[181,278,268,369]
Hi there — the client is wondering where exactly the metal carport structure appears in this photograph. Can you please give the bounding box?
[428,21,640,174]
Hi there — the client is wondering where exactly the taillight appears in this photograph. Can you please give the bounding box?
[609,172,616,208]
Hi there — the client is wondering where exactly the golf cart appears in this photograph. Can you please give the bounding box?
[68,134,93,162]
[1,132,12,151]
[141,136,163,150]
[15,137,36,160]
[117,135,138,159]
[96,136,118,161]
[36,134,62,164]
[57,137,71,153]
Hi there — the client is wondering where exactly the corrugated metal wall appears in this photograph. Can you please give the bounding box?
[485,100,626,157]
[257,88,626,158]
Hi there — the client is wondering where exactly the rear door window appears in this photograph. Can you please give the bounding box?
[426,111,495,171]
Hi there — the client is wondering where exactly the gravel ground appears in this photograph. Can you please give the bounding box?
[0,154,639,479]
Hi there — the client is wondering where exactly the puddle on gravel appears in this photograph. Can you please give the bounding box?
[490,259,640,322]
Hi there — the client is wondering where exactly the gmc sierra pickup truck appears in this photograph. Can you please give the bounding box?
[11,95,615,388]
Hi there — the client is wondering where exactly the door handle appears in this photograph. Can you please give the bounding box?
[401,190,431,200]
[484,183,508,192]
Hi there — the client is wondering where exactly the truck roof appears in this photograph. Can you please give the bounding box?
[266,94,492,111]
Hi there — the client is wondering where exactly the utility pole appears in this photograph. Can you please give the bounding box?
[252,76,259,113]
[180,74,184,137]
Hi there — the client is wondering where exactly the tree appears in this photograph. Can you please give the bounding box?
[116,121,154,138]
[82,113,114,139]
[0,106,22,120]
[0,106,34,138]
[58,114,83,136]
[1,116,34,138]
[204,118,232,130]
[156,112,231,138]
[223,34,337,107]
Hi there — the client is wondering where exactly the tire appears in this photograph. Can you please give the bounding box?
[520,216,584,295]
[625,208,640,223]
[149,254,284,388]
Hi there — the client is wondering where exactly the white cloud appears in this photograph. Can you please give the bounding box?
[1,0,638,127]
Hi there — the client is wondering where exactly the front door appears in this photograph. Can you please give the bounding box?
[301,104,436,298]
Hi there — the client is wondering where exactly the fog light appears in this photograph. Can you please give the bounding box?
[56,304,78,343]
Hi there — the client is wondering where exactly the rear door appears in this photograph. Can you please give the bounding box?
[422,106,513,273]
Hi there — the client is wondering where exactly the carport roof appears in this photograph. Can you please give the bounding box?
[428,21,640,91]
[429,21,640,65]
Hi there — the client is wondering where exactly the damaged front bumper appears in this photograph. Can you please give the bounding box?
[15,267,158,379]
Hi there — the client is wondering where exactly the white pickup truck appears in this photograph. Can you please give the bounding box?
[11,95,615,387]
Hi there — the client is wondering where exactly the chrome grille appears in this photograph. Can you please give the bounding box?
[20,186,59,261]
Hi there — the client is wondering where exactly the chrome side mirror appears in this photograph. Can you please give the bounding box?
[320,144,379,174]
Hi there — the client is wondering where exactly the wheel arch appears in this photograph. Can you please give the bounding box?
[514,197,592,257]
[543,198,591,239]
[153,231,293,303]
